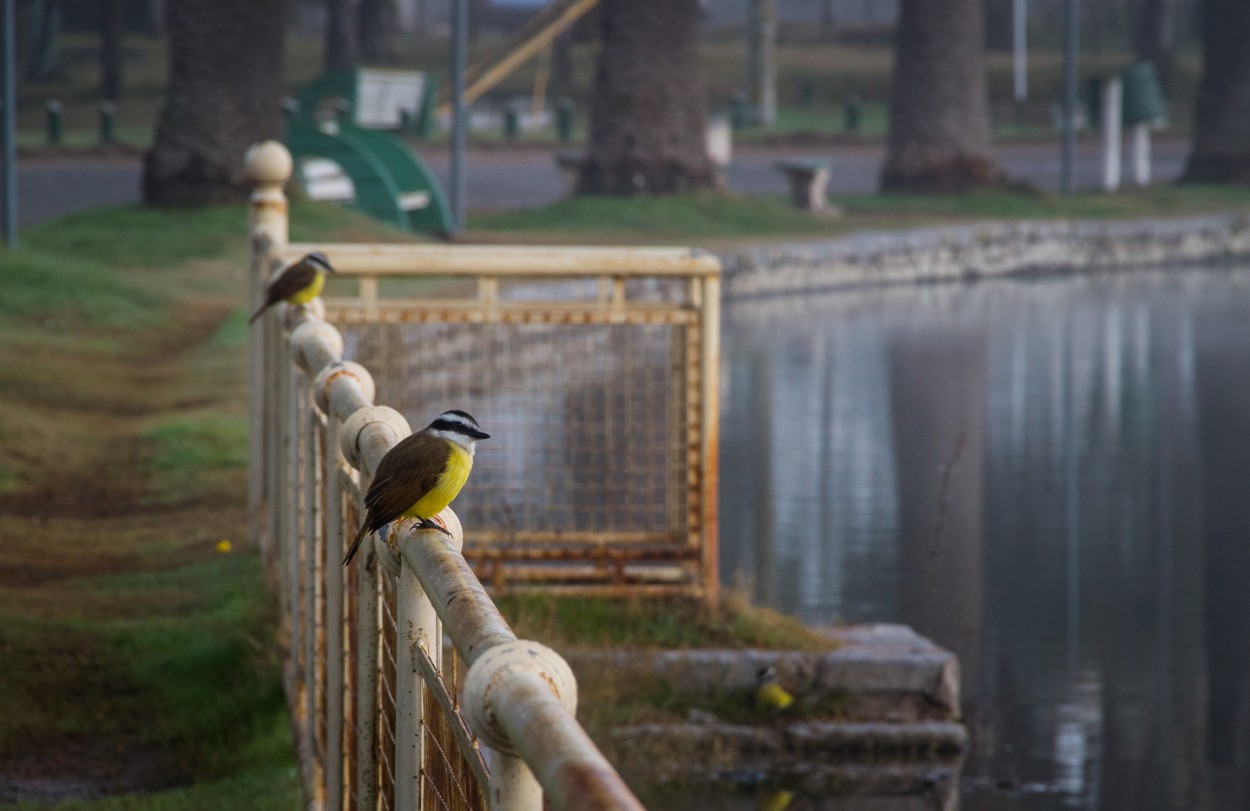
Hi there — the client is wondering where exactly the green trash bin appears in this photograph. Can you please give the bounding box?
[1121,61,1166,125]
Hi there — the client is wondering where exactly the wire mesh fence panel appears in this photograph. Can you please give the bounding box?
[417,646,490,811]
[377,573,399,811]
[330,268,715,595]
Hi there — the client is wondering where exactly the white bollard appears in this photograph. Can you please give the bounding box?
[1100,78,1122,192]
[1130,123,1151,187]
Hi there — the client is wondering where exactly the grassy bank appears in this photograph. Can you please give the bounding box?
[0,201,408,808]
[467,182,1250,245]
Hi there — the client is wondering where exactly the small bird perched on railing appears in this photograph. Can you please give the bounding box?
[248,251,336,324]
[343,410,490,566]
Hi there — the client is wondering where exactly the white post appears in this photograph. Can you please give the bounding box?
[324,418,345,811]
[301,388,321,802]
[1100,78,1122,192]
[287,364,303,673]
[1013,0,1028,104]
[1130,122,1151,186]
[245,142,291,560]
[490,751,543,811]
[355,516,380,811]
[394,550,441,809]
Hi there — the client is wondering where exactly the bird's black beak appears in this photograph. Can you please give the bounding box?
[469,428,490,440]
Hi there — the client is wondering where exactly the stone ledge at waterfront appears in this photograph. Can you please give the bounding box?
[720,212,1250,297]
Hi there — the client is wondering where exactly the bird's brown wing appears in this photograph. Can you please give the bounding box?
[362,432,449,531]
[248,263,319,323]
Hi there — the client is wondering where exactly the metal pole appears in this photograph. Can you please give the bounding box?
[450,0,467,232]
[1060,0,1079,195]
[1,0,16,248]
[1012,0,1027,104]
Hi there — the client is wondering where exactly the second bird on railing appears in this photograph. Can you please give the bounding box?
[343,410,490,566]
[248,251,336,324]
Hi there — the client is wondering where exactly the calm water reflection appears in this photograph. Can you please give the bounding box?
[720,267,1250,810]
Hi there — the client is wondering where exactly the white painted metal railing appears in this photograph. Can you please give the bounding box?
[245,141,646,811]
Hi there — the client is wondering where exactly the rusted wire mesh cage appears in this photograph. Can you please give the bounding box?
[319,246,721,597]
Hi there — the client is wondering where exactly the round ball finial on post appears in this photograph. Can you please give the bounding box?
[245,140,293,186]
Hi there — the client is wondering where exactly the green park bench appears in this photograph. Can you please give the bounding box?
[774,157,835,212]
[287,124,453,236]
[285,69,452,236]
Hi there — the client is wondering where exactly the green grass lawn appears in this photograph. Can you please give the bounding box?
[467,182,1250,245]
[0,200,407,809]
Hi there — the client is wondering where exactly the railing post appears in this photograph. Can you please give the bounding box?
[246,141,292,559]
[394,532,445,810]
[700,272,721,602]
[302,385,325,805]
[355,519,380,811]
[287,364,304,678]
[490,751,543,811]
[324,417,346,811]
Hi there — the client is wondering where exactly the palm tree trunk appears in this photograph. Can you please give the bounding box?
[1181,0,1250,182]
[142,0,287,205]
[881,0,1001,192]
[577,0,717,195]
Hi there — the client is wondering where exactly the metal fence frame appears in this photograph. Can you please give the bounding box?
[297,241,721,598]
[246,141,649,811]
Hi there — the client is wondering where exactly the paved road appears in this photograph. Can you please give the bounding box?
[16,159,143,228]
[13,137,1191,227]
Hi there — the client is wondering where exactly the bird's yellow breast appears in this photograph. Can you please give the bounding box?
[287,270,326,305]
[404,442,473,520]
[756,681,794,710]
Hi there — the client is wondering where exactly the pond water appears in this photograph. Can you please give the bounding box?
[718,266,1250,811]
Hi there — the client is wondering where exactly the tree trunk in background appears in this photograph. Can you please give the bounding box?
[324,0,360,72]
[358,0,393,62]
[146,0,166,37]
[820,0,835,40]
[142,0,286,205]
[881,0,1000,192]
[550,29,573,103]
[984,0,1013,51]
[1182,0,1250,182]
[577,0,717,195]
[1135,0,1176,91]
[100,0,124,99]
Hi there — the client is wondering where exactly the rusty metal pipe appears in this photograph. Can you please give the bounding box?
[488,669,645,811]
[398,527,518,666]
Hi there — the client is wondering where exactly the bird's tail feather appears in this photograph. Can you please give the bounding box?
[343,523,369,566]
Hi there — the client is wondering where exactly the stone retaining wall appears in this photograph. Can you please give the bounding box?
[719,212,1250,297]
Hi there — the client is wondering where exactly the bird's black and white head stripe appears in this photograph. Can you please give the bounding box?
[428,410,490,442]
[303,251,335,274]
